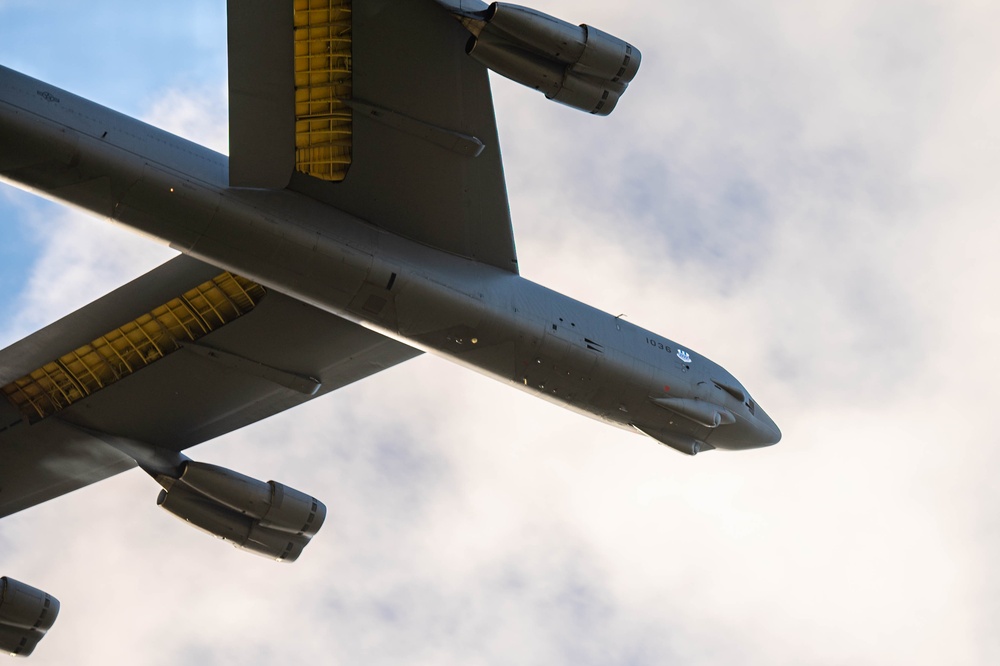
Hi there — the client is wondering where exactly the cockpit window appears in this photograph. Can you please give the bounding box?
[746,398,756,415]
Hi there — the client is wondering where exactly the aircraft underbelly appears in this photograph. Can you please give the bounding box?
[0,64,709,439]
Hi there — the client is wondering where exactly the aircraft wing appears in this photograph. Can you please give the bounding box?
[0,255,421,518]
[229,0,518,274]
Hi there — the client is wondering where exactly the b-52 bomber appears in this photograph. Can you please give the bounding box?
[0,0,779,656]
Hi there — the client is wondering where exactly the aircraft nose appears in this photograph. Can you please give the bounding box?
[753,407,782,447]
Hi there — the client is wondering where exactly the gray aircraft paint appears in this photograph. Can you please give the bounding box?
[0,65,778,455]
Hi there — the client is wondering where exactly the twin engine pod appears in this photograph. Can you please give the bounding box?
[460,2,642,115]
[0,577,59,658]
[156,461,327,562]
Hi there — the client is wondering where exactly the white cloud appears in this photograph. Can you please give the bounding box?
[2,1,1000,665]
[142,84,229,155]
[0,209,176,342]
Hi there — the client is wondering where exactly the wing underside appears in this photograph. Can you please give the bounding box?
[0,255,420,518]
[228,0,518,273]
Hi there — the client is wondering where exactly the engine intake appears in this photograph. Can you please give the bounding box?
[461,2,641,115]
[156,462,327,562]
[0,577,60,658]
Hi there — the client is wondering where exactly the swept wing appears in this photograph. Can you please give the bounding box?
[0,255,420,518]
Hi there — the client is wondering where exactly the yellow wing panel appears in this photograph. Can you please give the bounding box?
[294,0,353,181]
[2,273,265,422]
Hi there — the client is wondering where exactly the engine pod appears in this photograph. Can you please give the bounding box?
[156,462,327,562]
[0,577,60,658]
[462,2,641,115]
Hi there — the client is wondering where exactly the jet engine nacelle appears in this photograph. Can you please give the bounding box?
[157,462,326,562]
[464,2,641,115]
[0,577,60,658]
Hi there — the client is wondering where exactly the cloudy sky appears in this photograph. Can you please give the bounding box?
[2,0,999,664]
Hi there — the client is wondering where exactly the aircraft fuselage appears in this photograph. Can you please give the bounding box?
[0,65,779,454]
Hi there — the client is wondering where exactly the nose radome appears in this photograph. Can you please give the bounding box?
[755,407,782,447]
